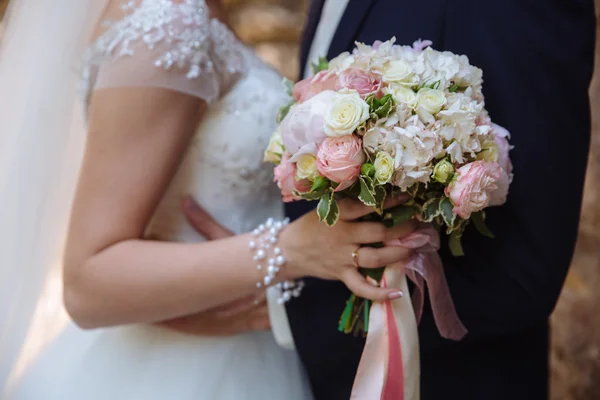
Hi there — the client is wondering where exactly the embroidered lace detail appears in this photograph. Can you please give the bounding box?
[80,0,246,104]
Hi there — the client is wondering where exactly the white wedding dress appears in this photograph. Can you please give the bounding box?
[8,1,311,399]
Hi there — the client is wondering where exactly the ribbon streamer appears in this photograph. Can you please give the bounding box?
[351,224,467,399]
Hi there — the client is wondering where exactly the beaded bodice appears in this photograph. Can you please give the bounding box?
[80,0,289,240]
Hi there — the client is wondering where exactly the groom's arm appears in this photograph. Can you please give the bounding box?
[424,0,596,343]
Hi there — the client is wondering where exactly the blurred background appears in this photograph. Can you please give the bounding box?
[0,0,598,398]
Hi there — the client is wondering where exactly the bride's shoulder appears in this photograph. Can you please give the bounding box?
[82,0,247,103]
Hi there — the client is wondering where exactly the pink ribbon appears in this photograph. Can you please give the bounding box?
[351,224,467,399]
[387,223,468,341]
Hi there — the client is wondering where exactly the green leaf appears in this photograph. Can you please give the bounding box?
[311,176,330,192]
[282,78,294,98]
[311,56,329,74]
[344,181,361,197]
[374,94,395,118]
[439,197,457,227]
[325,198,340,226]
[423,198,441,222]
[448,231,465,256]
[361,163,376,178]
[385,205,418,227]
[276,100,295,123]
[338,294,356,332]
[293,190,328,201]
[471,211,495,238]
[429,80,441,90]
[373,185,387,215]
[358,177,376,206]
[448,83,459,93]
[366,94,380,114]
[317,192,331,222]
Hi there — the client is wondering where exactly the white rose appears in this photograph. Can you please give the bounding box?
[295,153,320,181]
[417,88,446,115]
[384,84,417,109]
[263,129,284,163]
[374,151,394,184]
[381,60,415,85]
[324,92,370,137]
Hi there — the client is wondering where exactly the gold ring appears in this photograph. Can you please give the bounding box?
[351,247,361,268]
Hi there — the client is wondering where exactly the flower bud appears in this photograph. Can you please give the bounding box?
[432,159,455,184]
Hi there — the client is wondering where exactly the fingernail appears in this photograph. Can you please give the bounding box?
[388,291,404,300]
[366,276,379,287]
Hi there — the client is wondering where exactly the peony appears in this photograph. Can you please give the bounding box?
[280,90,334,154]
[317,135,366,191]
[446,161,502,219]
[381,59,416,85]
[324,91,370,137]
[274,153,309,202]
[374,151,394,184]
[293,70,339,103]
[489,125,513,206]
[295,153,320,181]
[337,68,382,97]
[384,84,417,109]
[263,128,284,163]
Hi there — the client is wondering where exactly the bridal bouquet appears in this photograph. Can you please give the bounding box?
[264,38,513,397]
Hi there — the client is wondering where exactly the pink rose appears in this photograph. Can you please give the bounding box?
[317,135,366,191]
[490,124,513,206]
[445,161,502,219]
[274,154,311,203]
[280,90,334,155]
[337,68,382,97]
[293,70,339,103]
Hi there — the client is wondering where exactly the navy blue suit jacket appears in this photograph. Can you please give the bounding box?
[285,1,596,399]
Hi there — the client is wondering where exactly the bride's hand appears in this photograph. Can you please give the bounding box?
[280,196,415,301]
[183,195,415,303]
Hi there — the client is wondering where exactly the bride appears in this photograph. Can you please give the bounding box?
[0,0,414,398]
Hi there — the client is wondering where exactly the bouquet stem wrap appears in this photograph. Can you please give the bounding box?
[351,224,468,399]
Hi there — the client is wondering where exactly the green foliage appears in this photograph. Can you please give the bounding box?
[366,94,396,119]
[361,163,376,178]
[472,211,495,238]
[422,197,442,222]
[311,56,329,75]
[282,78,294,98]
[448,230,464,256]
[317,191,339,226]
[276,100,295,123]
[439,197,457,228]
[311,176,330,192]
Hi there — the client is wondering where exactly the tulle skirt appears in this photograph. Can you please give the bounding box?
[8,323,312,400]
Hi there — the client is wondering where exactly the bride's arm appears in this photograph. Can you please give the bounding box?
[64,87,413,330]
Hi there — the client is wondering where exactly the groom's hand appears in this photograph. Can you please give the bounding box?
[158,196,271,336]
[159,293,270,336]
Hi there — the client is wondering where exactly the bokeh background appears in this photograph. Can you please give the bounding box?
[1,0,599,398]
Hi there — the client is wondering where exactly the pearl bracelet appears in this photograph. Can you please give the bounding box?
[250,217,304,304]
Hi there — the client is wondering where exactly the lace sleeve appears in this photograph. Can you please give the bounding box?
[82,0,246,105]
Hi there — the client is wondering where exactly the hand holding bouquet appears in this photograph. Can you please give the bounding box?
[265,38,514,397]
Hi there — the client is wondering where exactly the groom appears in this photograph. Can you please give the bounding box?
[184,0,596,399]
[283,0,596,399]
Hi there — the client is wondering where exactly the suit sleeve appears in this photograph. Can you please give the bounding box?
[424,0,596,342]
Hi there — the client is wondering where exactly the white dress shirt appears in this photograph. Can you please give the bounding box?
[268,0,350,350]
